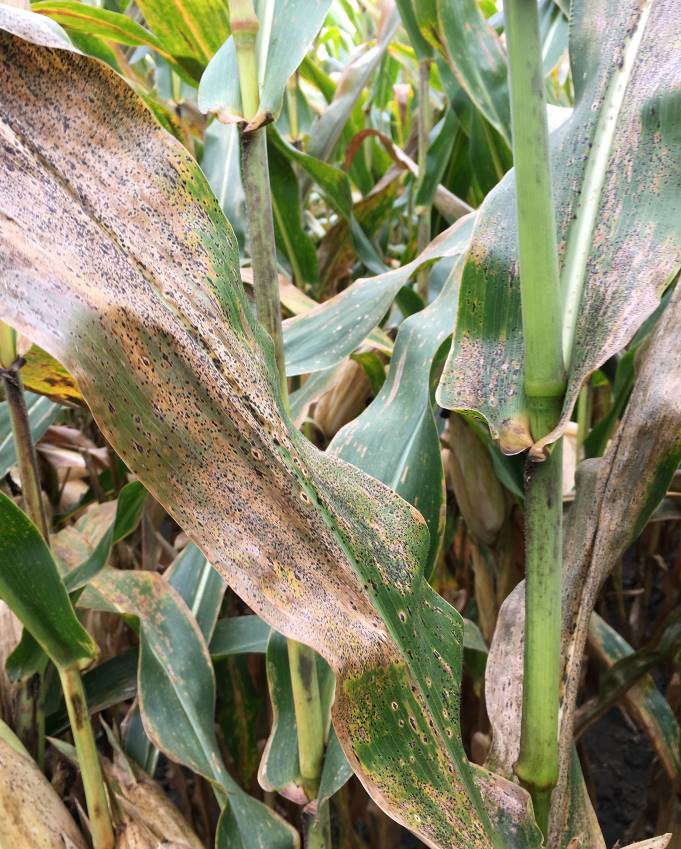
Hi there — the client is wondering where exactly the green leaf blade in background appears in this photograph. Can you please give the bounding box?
[437,0,681,456]
[329,222,474,576]
[0,12,540,847]
[283,216,473,375]
[0,491,97,669]
[135,0,230,80]
[198,0,334,127]
[32,1,168,55]
[435,0,511,145]
[85,567,298,849]
[0,390,59,478]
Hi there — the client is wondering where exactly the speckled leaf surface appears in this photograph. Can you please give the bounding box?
[283,216,473,376]
[437,0,681,455]
[198,0,333,128]
[329,226,473,577]
[0,12,536,848]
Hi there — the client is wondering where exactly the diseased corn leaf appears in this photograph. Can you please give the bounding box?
[435,0,511,145]
[0,492,97,670]
[135,0,229,81]
[0,390,59,477]
[482,286,681,844]
[0,13,538,847]
[329,243,472,577]
[438,0,681,456]
[20,344,83,405]
[588,613,681,780]
[198,0,333,128]
[283,216,473,376]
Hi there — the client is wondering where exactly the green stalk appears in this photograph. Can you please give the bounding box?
[505,0,565,440]
[287,639,326,799]
[415,58,432,302]
[60,664,114,849]
[230,0,260,123]
[505,0,565,833]
[230,6,328,840]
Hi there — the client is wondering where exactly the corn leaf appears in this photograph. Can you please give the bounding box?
[0,390,59,477]
[198,0,333,128]
[0,492,97,670]
[20,345,83,406]
[0,12,538,847]
[283,215,473,376]
[437,0,681,456]
[135,0,229,80]
[329,245,472,577]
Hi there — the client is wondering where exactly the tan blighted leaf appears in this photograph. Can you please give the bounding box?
[0,12,533,848]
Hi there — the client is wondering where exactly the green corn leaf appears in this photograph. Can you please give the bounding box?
[259,630,345,802]
[394,0,432,61]
[437,0,681,457]
[0,390,59,478]
[283,215,473,376]
[165,542,226,638]
[46,649,138,736]
[329,247,471,577]
[31,1,170,56]
[269,125,385,276]
[135,0,230,81]
[268,139,320,289]
[87,567,298,849]
[587,613,681,779]
[0,13,539,847]
[435,0,511,145]
[123,540,225,772]
[198,0,334,128]
[0,491,97,670]
[201,120,246,249]
[64,480,146,591]
[414,109,459,211]
[305,12,399,166]
[210,614,272,657]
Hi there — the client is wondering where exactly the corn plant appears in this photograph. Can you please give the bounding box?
[0,2,679,849]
